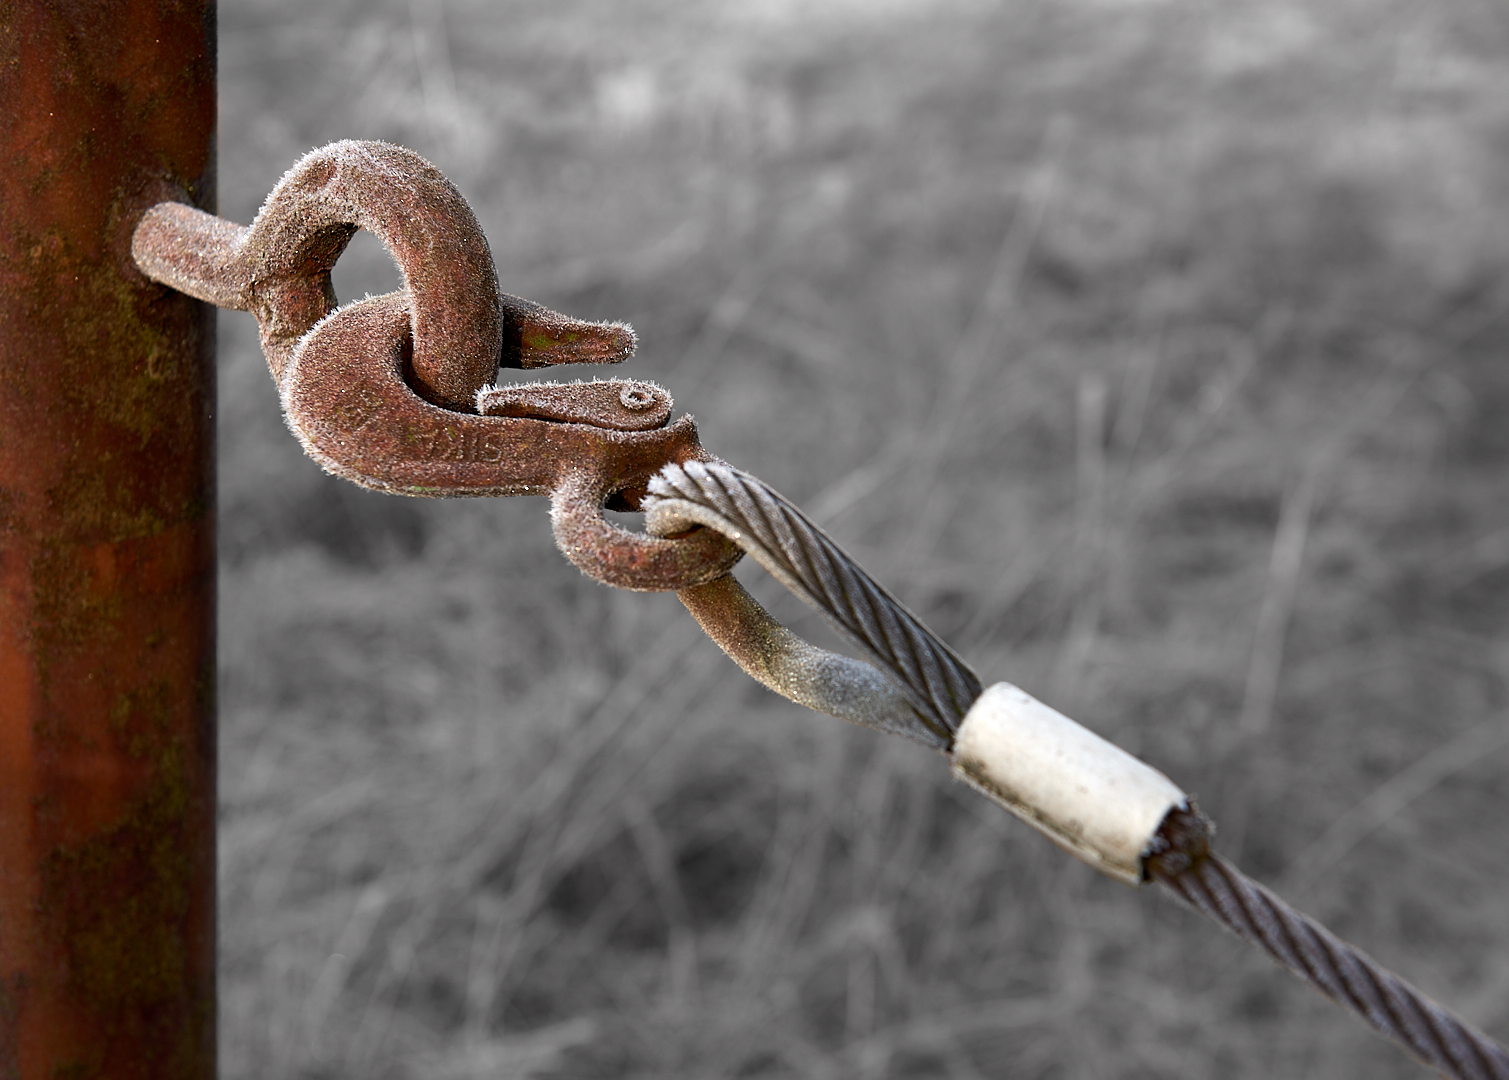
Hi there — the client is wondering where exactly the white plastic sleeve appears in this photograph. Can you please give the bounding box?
[950,682,1188,886]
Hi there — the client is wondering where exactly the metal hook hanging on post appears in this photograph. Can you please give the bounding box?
[127,139,1509,1080]
[131,140,741,592]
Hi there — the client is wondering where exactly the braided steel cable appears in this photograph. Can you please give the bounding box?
[650,461,1509,1079]
[1148,808,1509,1080]
[645,460,982,743]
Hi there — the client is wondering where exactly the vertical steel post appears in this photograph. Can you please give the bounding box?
[0,4,217,1078]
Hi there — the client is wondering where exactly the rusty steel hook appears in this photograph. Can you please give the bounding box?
[132,140,739,591]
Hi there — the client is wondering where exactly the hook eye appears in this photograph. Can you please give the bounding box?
[549,467,741,592]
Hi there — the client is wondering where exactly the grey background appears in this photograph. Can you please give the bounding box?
[217,1,1509,1076]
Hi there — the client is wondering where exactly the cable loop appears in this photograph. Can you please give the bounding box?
[645,459,983,745]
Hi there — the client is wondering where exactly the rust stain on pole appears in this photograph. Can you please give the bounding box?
[0,3,216,1078]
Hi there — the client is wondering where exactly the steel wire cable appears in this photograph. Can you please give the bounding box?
[647,460,1509,1080]
[1148,809,1509,1080]
[645,460,982,743]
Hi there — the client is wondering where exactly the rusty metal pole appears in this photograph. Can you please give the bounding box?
[0,4,216,1078]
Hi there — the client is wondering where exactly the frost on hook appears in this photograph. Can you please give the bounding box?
[499,292,637,370]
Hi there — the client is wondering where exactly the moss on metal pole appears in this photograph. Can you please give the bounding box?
[0,4,216,1077]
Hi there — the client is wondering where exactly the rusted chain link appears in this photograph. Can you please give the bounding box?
[132,140,739,591]
[643,462,1509,1080]
[127,140,1507,1078]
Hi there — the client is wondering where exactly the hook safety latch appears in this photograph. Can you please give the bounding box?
[131,140,740,591]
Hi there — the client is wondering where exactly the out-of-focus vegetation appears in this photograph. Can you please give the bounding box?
[217,1,1509,1076]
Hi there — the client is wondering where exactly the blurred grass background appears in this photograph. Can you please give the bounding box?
[216,1,1509,1076]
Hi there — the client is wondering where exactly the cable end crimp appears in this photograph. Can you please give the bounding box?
[950,682,1191,886]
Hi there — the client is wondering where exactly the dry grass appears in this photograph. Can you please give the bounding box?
[217,1,1509,1076]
